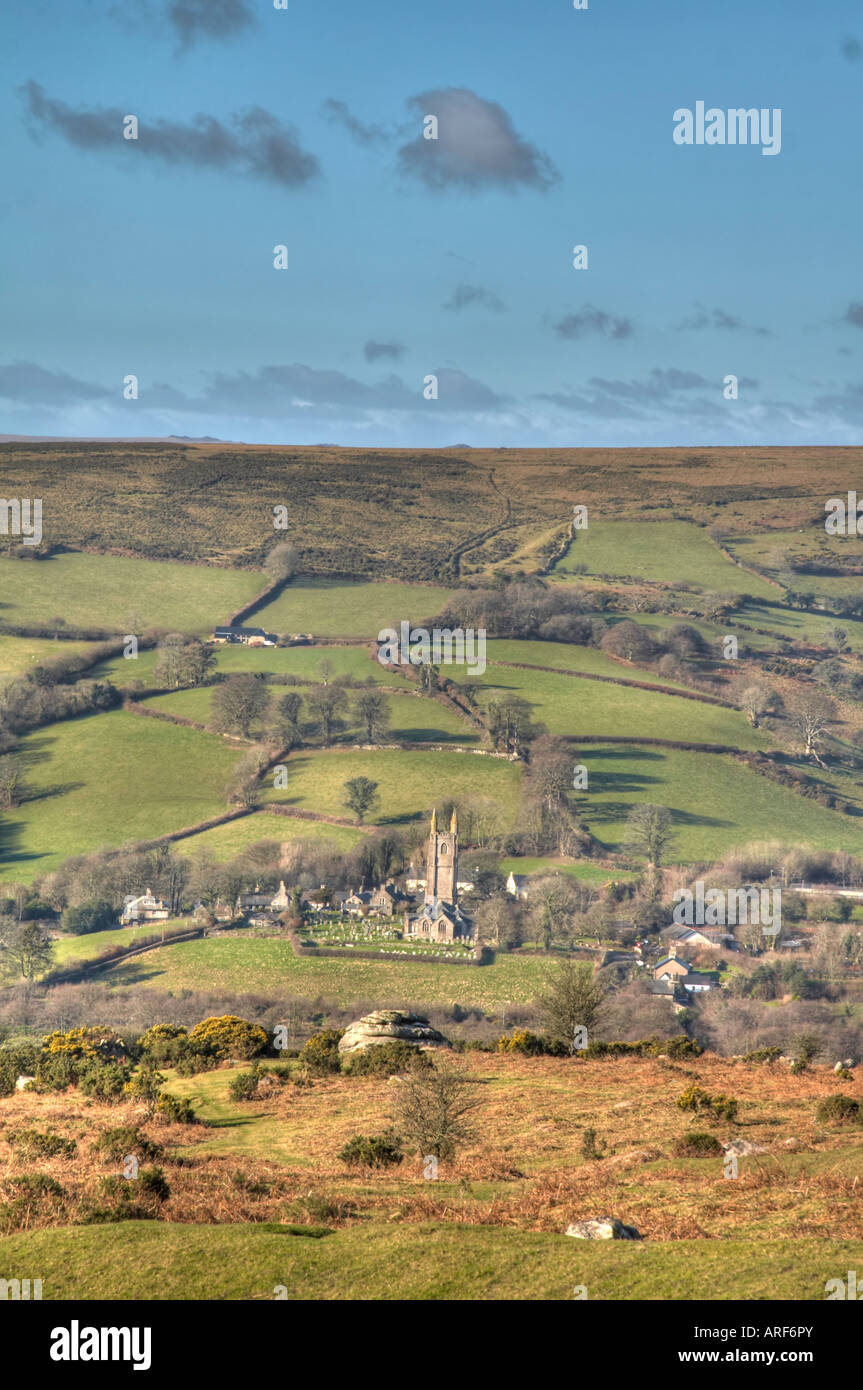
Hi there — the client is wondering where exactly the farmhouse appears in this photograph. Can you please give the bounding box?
[403,808,474,943]
[120,890,170,926]
[213,625,277,646]
[653,946,689,982]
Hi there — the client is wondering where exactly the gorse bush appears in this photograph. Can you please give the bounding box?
[0,1173,66,1234]
[6,1129,76,1160]
[815,1094,861,1125]
[343,1040,434,1076]
[229,1065,261,1101]
[338,1132,404,1168]
[155,1093,197,1125]
[676,1085,738,1123]
[300,1030,344,1075]
[187,1015,269,1061]
[673,1131,723,1157]
[93,1125,163,1164]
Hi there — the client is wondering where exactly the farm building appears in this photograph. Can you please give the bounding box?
[213,625,277,646]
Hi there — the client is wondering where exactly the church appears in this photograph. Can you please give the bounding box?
[403,808,474,943]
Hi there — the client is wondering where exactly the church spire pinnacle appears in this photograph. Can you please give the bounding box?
[451,807,458,833]
[430,806,437,834]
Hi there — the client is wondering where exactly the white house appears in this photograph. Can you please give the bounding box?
[121,890,170,926]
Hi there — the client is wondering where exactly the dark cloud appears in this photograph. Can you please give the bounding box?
[443,284,507,313]
[167,0,255,47]
[364,341,405,362]
[20,82,320,188]
[844,302,863,328]
[322,99,390,146]
[0,362,111,405]
[397,88,559,192]
[675,305,770,336]
[553,305,633,341]
[536,367,757,421]
[841,35,861,60]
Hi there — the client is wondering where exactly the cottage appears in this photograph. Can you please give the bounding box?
[212,625,277,647]
[653,945,690,982]
[120,889,170,926]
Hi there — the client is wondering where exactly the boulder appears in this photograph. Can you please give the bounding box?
[15,1075,35,1091]
[721,1139,767,1156]
[565,1218,642,1241]
[337,1009,451,1055]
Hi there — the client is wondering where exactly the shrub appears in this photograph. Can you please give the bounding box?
[138,1024,190,1064]
[496,1030,546,1056]
[673,1132,723,1157]
[815,1094,861,1125]
[740,1047,782,1064]
[343,1041,433,1076]
[123,1066,166,1109]
[93,1125,163,1164]
[0,1173,66,1233]
[187,1015,269,1061]
[580,1127,606,1160]
[6,1129,76,1160]
[388,1059,481,1161]
[337,1132,404,1168]
[676,1085,738,1123]
[155,1093,197,1125]
[78,1061,130,1102]
[229,1065,261,1101]
[232,1170,271,1195]
[300,1030,344,1075]
[33,1052,78,1093]
[41,1027,128,1063]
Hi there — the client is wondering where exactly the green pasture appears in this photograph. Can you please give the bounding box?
[254,579,455,639]
[173,813,366,861]
[0,710,244,882]
[553,520,776,597]
[0,553,260,632]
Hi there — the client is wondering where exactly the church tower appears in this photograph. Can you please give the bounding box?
[426,807,458,905]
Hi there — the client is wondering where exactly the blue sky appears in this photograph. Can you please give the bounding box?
[2,0,863,446]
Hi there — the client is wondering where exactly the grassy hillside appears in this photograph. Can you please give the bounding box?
[1,1222,855,1300]
[253,579,455,639]
[554,519,777,596]
[0,711,244,882]
[0,553,260,632]
[263,748,522,826]
[0,634,98,677]
[580,744,863,859]
[173,813,366,860]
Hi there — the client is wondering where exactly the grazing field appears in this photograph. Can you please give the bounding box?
[142,687,478,744]
[554,520,777,596]
[0,634,98,677]
[0,553,260,633]
[173,813,366,860]
[91,641,415,688]
[580,744,863,860]
[50,922,186,967]
[465,665,769,750]
[0,711,244,882]
[263,748,523,826]
[482,638,694,688]
[254,579,456,639]
[98,933,552,1006]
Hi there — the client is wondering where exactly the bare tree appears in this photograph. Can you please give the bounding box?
[787,692,835,764]
[389,1059,481,1160]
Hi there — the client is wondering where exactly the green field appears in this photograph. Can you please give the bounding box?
[142,687,478,744]
[0,1221,856,1301]
[91,641,417,688]
[0,553,261,632]
[0,634,98,677]
[580,744,863,860]
[0,711,244,882]
[482,638,694,688]
[553,520,777,596]
[464,665,768,750]
[173,813,366,860]
[254,579,455,639]
[263,748,523,826]
[98,933,553,1006]
[51,921,186,966]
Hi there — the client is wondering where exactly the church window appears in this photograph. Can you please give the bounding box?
[440,844,447,855]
